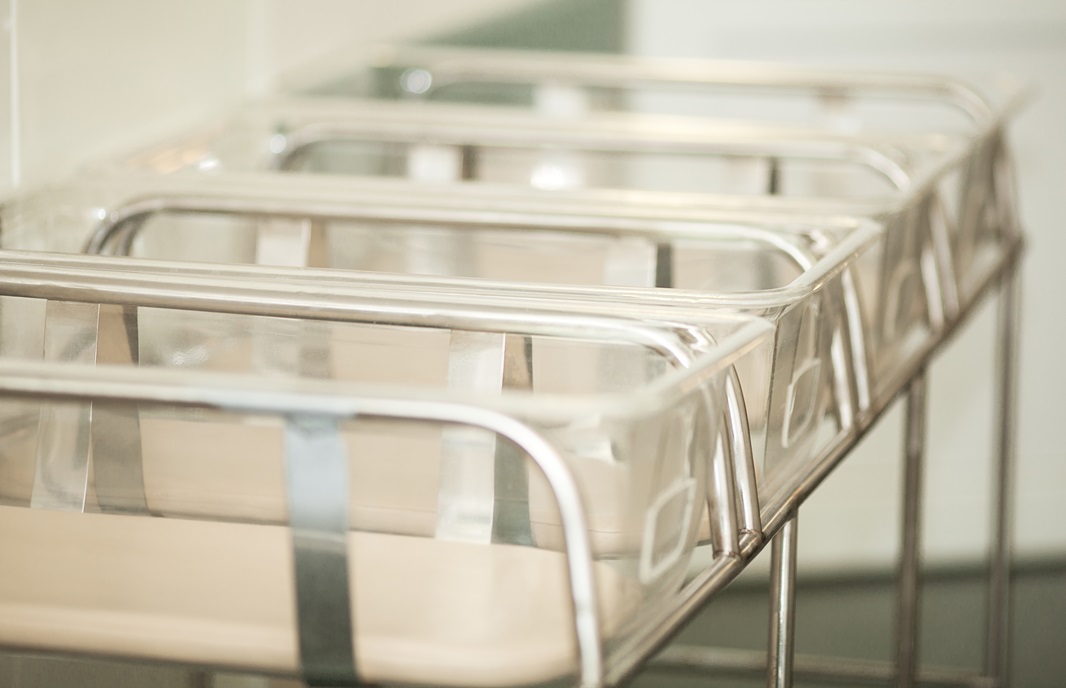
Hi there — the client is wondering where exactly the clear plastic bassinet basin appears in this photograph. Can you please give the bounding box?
[0,172,883,516]
[105,94,1008,315]
[0,256,773,686]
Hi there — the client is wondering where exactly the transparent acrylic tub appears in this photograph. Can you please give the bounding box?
[116,97,922,198]
[0,254,773,685]
[1,173,885,516]
[105,95,1004,316]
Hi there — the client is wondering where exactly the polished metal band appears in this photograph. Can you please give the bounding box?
[285,414,358,686]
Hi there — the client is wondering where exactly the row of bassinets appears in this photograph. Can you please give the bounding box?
[0,46,1027,688]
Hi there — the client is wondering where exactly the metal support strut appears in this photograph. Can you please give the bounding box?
[987,270,1020,687]
[897,373,927,688]
[768,513,799,688]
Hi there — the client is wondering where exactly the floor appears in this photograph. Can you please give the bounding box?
[631,560,1066,688]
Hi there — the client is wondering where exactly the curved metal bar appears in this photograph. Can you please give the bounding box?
[380,46,1008,123]
[706,399,740,557]
[73,186,871,323]
[83,211,148,255]
[925,190,961,322]
[270,114,913,193]
[1,258,707,375]
[837,266,871,419]
[78,186,845,276]
[725,366,761,538]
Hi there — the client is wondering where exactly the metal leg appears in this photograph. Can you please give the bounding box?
[897,373,927,688]
[986,270,1020,686]
[768,514,798,688]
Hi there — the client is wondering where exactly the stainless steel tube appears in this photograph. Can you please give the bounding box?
[897,373,927,688]
[986,269,1021,686]
[768,513,799,688]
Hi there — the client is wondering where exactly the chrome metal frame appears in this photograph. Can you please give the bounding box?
[647,235,1023,688]
[243,97,920,190]
[3,252,760,547]
[0,167,1022,688]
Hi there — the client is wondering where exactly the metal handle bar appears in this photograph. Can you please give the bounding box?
[83,189,820,271]
[69,182,881,308]
[0,254,707,372]
[259,98,915,190]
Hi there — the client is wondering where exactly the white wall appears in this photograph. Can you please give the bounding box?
[0,0,542,189]
[627,0,1066,570]
[248,0,545,94]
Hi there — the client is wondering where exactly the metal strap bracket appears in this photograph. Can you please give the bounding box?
[284,413,358,686]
